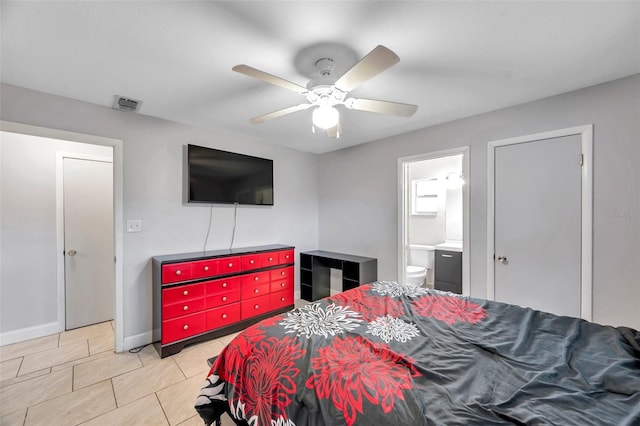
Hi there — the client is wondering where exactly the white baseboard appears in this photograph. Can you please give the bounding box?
[0,321,62,347]
[123,330,154,352]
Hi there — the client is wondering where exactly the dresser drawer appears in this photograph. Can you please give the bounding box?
[162,298,206,320]
[191,259,218,280]
[270,266,293,281]
[241,254,262,271]
[162,283,205,304]
[206,303,241,330]
[270,289,293,310]
[162,312,205,344]
[162,262,193,284]
[241,271,270,287]
[241,294,271,319]
[206,289,241,308]
[278,249,294,265]
[205,276,240,295]
[270,276,293,293]
[216,256,241,275]
[261,252,280,268]
[241,282,270,300]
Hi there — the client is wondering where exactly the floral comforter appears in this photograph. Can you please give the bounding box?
[195,282,640,426]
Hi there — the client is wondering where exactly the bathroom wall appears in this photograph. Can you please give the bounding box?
[408,155,462,246]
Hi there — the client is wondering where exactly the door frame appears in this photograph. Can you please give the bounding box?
[58,153,114,331]
[0,120,125,352]
[397,146,470,295]
[486,124,593,320]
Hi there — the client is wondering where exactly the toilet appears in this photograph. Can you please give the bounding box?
[406,245,435,287]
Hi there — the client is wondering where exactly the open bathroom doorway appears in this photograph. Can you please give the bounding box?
[398,147,469,295]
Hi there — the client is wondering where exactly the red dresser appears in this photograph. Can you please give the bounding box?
[153,244,294,358]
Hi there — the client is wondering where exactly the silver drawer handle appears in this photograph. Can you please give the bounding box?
[441,254,453,258]
[183,325,188,330]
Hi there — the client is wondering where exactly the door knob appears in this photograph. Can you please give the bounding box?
[497,255,507,263]
[67,250,77,256]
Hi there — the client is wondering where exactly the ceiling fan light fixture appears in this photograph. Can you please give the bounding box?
[312,105,339,129]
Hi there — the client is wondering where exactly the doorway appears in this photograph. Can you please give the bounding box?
[1,120,124,352]
[62,155,114,330]
[398,147,469,294]
[487,125,593,319]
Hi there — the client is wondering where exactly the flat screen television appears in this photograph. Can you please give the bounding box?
[187,144,273,205]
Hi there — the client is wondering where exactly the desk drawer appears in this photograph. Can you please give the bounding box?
[241,254,262,271]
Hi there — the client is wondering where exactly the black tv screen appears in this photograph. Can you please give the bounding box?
[187,144,273,205]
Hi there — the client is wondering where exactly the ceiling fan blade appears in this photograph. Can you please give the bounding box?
[346,98,418,117]
[334,45,400,92]
[250,104,313,123]
[325,122,342,138]
[233,64,308,94]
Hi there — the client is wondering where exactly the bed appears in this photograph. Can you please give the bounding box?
[195,281,640,425]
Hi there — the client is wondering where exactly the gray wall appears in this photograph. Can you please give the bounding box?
[0,83,319,346]
[318,74,640,329]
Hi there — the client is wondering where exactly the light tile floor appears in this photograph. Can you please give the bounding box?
[0,300,308,426]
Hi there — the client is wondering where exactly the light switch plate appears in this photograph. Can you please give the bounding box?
[126,219,142,233]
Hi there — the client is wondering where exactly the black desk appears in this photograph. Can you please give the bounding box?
[300,250,378,301]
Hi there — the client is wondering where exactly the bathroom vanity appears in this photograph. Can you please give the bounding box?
[434,241,462,294]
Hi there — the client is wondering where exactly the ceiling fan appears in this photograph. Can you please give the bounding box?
[232,45,418,138]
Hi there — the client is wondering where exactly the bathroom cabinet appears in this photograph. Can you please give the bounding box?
[434,249,462,294]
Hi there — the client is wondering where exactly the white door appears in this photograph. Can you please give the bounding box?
[64,157,114,330]
[492,134,583,318]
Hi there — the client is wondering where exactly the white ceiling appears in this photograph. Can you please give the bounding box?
[2,1,639,154]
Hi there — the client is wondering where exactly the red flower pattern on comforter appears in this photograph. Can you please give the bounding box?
[331,284,406,322]
[412,293,486,324]
[306,335,420,426]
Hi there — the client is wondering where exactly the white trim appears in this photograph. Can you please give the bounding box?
[486,125,593,321]
[0,322,60,347]
[0,121,125,352]
[56,153,113,334]
[397,147,470,296]
[124,330,153,352]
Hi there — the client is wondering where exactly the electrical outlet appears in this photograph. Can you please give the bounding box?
[126,219,142,233]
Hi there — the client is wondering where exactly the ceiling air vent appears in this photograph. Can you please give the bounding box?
[113,95,142,112]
